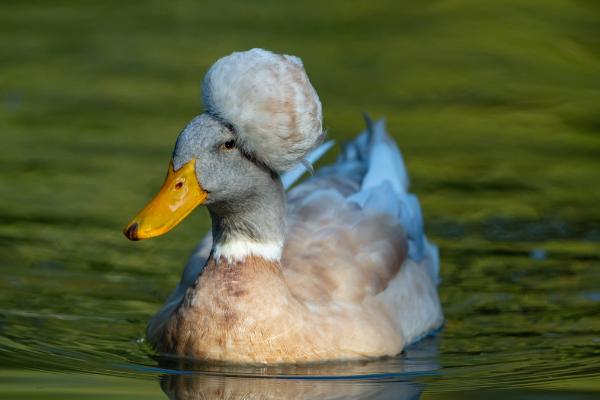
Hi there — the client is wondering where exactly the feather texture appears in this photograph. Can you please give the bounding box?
[282,117,442,344]
[202,49,323,172]
[147,119,443,362]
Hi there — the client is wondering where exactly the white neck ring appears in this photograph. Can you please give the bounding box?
[212,238,283,263]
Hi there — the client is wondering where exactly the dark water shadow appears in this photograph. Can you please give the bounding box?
[153,337,439,400]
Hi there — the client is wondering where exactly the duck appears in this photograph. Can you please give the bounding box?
[123,48,443,364]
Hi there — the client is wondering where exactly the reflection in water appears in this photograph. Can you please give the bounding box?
[156,337,438,400]
[160,375,422,400]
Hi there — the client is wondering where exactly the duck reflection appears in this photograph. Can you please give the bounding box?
[160,374,422,400]
[157,336,439,400]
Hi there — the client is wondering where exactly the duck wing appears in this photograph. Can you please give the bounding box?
[282,117,440,305]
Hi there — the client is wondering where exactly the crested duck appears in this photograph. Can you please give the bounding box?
[123,48,443,363]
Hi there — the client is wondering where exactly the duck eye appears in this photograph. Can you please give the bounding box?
[174,181,184,190]
[224,122,235,133]
[222,140,236,151]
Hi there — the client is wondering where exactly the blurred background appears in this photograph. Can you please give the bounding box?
[0,0,599,399]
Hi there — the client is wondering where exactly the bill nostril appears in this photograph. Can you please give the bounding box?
[124,223,139,241]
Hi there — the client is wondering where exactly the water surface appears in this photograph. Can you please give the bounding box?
[1,0,599,398]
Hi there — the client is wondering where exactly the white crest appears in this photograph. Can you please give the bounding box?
[202,48,323,172]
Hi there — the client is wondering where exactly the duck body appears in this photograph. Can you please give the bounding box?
[146,119,443,363]
[124,49,443,363]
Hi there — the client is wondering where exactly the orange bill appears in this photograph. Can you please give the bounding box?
[123,159,207,241]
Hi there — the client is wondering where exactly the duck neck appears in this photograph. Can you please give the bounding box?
[208,174,285,263]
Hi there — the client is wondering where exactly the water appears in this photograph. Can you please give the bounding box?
[1,0,599,398]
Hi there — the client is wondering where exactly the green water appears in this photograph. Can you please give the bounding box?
[1,0,599,398]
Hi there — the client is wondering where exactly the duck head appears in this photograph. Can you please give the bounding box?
[123,113,271,240]
[123,48,323,242]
